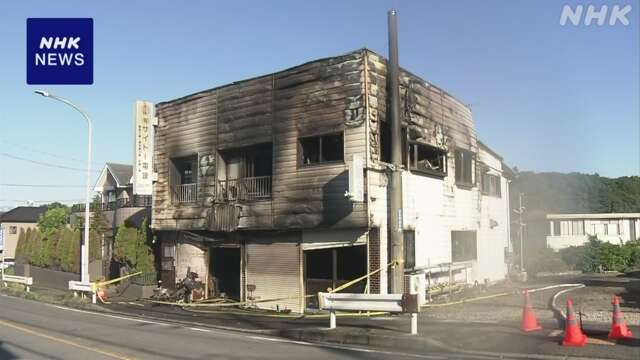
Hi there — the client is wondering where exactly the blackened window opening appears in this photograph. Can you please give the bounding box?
[409,142,447,176]
[455,149,474,186]
[300,133,344,165]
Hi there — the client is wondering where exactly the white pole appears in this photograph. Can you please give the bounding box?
[34,91,92,286]
[410,313,418,335]
[329,310,336,329]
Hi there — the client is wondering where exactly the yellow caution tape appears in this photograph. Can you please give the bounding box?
[144,260,400,308]
[329,260,399,293]
[422,291,511,308]
[91,271,143,292]
[183,306,388,319]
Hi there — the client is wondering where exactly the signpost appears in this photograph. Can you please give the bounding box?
[133,101,155,195]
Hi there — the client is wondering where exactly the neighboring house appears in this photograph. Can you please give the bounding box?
[71,163,152,265]
[151,49,512,313]
[546,213,640,250]
[0,206,48,259]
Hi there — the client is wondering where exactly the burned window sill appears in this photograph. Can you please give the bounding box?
[455,182,475,190]
[409,168,446,179]
[481,191,502,199]
[298,160,345,169]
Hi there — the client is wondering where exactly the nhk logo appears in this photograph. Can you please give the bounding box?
[27,18,93,85]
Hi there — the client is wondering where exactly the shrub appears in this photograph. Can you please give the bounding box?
[14,228,26,262]
[113,218,155,273]
[526,247,569,275]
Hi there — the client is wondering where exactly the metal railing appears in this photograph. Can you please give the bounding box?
[172,183,199,203]
[72,195,152,213]
[117,195,152,208]
[217,176,271,201]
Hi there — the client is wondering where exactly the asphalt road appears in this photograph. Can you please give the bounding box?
[0,295,496,360]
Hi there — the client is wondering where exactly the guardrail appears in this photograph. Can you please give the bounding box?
[2,274,33,292]
[318,292,420,334]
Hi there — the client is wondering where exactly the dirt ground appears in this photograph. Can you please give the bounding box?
[421,273,640,325]
[553,272,640,325]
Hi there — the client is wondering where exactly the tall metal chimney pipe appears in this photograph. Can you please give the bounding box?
[387,9,404,294]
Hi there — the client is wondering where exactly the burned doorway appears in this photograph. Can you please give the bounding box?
[209,247,240,299]
[304,245,366,308]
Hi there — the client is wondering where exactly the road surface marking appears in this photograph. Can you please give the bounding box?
[53,305,171,326]
[188,327,211,332]
[0,318,132,360]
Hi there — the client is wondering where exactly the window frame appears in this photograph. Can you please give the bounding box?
[451,230,477,262]
[455,149,475,188]
[8,226,17,235]
[298,132,345,167]
[408,141,447,178]
[480,171,501,198]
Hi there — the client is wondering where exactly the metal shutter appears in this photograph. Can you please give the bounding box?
[245,242,302,313]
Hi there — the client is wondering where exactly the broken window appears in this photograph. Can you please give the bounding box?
[218,143,273,201]
[409,142,447,177]
[455,149,474,187]
[451,230,477,262]
[299,133,344,165]
[481,172,501,197]
[378,121,408,166]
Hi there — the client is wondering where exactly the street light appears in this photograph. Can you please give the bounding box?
[34,90,92,285]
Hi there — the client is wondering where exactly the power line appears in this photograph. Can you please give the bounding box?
[0,184,85,188]
[0,138,106,166]
[0,199,83,203]
[0,152,101,173]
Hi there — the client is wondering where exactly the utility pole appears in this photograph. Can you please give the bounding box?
[387,9,404,294]
[513,193,526,274]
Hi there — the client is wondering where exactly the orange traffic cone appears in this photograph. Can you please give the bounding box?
[562,297,587,347]
[608,295,633,340]
[96,288,107,303]
[521,289,542,332]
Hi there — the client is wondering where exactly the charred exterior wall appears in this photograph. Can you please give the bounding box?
[152,50,369,232]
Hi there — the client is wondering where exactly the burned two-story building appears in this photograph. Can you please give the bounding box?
[151,49,512,313]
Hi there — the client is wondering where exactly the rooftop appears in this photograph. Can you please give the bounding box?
[0,206,48,223]
[547,213,640,220]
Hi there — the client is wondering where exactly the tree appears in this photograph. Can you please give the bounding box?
[38,207,70,236]
[14,228,26,262]
[31,231,44,267]
[44,229,60,267]
[23,228,34,263]
[135,218,155,273]
[67,229,81,273]
[113,218,155,273]
[57,228,73,272]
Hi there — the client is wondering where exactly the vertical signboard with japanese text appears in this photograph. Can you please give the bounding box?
[133,101,154,195]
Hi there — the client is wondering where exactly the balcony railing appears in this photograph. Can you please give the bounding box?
[217,176,271,201]
[72,195,152,213]
[172,183,199,203]
[117,195,153,208]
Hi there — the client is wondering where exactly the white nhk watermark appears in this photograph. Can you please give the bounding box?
[560,4,632,26]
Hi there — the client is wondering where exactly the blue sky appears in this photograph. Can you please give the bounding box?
[0,0,638,209]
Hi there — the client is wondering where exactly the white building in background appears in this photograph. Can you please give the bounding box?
[546,213,640,250]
